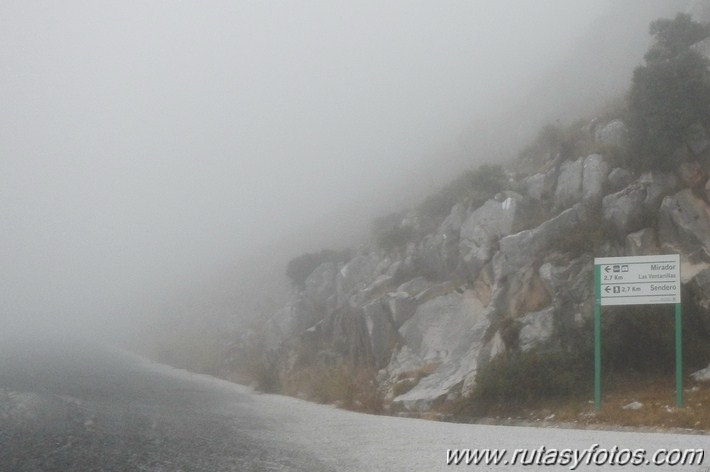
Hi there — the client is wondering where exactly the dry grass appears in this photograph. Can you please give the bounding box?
[469,374,710,432]
[150,331,226,376]
[396,362,440,381]
[281,363,384,413]
[391,362,441,397]
[580,375,710,431]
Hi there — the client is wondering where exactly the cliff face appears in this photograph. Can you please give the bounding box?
[236,116,710,411]
[224,7,710,409]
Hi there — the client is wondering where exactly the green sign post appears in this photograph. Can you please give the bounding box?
[593,254,682,410]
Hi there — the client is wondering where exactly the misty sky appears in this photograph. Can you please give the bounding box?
[5,0,673,339]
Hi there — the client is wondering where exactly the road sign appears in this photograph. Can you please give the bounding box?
[593,254,683,410]
[594,254,680,306]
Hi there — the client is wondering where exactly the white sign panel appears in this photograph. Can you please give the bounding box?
[594,254,680,306]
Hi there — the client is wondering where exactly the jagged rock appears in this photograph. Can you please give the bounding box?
[385,291,418,329]
[554,157,584,210]
[581,154,610,206]
[396,277,430,297]
[601,172,678,239]
[660,191,710,331]
[476,331,507,368]
[400,210,423,235]
[496,264,551,320]
[538,253,594,331]
[337,254,378,302]
[479,332,506,362]
[326,304,373,366]
[691,365,710,382]
[458,192,534,278]
[594,119,628,147]
[471,262,494,306]
[524,169,556,201]
[270,296,322,340]
[640,171,679,213]
[291,297,322,334]
[607,168,634,193]
[685,122,710,156]
[384,259,413,283]
[397,293,477,363]
[658,189,710,282]
[602,184,646,237]
[539,254,592,300]
[393,255,418,283]
[677,160,707,189]
[689,269,710,312]
[493,204,588,281]
[304,262,338,313]
[373,256,394,277]
[389,291,488,411]
[411,281,461,304]
[625,228,659,256]
[362,299,398,368]
[595,240,625,258]
[261,316,286,351]
[378,345,420,391]
[687,269,710,333]
[418,204,465,278]
[518,306,555,351]
[383,260,399,277]
[357,274,394,303]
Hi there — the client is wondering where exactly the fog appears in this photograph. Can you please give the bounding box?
[0,1,690,343]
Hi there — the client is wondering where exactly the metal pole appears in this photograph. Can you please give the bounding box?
[675,303,683,408]
[594,264,601,411]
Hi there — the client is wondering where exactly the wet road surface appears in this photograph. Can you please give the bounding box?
[1,338,708,471]
[0,338,329,471]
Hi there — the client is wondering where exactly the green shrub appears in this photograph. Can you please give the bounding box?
[626,14,710,171]
[286,248,350,290]
[518,121,593,169]
[644,13,710,63]
[375,225,415,253]
[283,363,383,412]
[417,164,508,221]
[473,348,590,408]
[601,303,710,374]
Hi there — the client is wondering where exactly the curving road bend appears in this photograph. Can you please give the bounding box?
[0,338,707,471]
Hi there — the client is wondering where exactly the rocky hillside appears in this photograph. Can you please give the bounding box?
[225,11,710,414]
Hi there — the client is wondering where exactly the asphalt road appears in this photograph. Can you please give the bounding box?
[1,338,708,471]
[0,338,333,471]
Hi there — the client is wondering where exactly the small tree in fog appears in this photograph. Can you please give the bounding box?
[285,249,350,290]
[417,164,508,221]
[627,13,710,170]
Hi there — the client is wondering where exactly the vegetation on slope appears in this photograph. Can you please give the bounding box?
[250,12,710,430]
[627,13,710,170]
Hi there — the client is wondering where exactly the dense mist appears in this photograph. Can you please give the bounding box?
[0,1,694,345]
